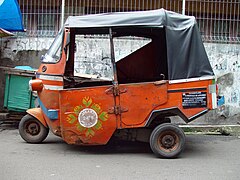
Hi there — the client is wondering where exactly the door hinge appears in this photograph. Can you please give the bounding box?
[108,106,128,115]
[105,86,127,96]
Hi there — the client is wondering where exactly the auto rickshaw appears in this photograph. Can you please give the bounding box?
[19,9,217,158]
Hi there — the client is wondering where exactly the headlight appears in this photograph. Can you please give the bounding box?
[29,79,43,91]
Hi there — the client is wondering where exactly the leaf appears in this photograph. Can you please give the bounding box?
[94,121,102,130]
[82,97,92,107]
[67,114,77,124]
[85,130,90,137]
[99,112,108,121]
[91,103,101,114]
[74,105,83,115]
[89,129,95,136]
[76,124,85,132]
[85,128,95,137]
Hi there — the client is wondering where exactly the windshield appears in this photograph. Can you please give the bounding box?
[42,29,64,63]
[74,34,113,80]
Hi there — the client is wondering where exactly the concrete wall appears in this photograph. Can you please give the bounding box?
[0,37,49,110]
[0,37,240,123]
[205,43,240,118]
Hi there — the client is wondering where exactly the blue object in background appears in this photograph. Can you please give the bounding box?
[217,96,225,107]
[0,0,24,31]
[15,66,35,71]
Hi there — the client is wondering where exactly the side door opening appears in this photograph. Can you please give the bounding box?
[111,27,169,127]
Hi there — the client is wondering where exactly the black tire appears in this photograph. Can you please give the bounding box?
[19,114,49,143]
[150,123,185,158]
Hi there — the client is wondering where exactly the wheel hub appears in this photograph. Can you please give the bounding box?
[158,131,180,152]
[26,122,40,136]
[162,135,175,148]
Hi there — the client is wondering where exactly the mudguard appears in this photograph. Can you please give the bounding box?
[26,108,48,127]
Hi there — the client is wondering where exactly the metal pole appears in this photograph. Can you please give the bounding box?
[61,0,65,27]
[182,0,185,15]
[109,28,118,86]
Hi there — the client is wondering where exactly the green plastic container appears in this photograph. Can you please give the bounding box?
[4,74,36,112]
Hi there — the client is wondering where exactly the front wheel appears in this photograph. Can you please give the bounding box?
[150,123,185,158]
[19,114,49,143]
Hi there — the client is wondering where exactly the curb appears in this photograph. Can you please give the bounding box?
[179,125,240,136]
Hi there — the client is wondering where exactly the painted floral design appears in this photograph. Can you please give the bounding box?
[66,97,108,138]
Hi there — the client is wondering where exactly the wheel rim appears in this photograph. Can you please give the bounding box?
[157,130,180,153]
[24,121,40,136]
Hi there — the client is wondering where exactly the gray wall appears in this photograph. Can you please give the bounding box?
[0,37,48,110]
[1,37,240,124]
[205,43,240,118]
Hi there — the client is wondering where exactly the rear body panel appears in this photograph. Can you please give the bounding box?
[34,76,215,145]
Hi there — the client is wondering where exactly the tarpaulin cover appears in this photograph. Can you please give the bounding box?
[0,0,24,31]
[65,9,214,80]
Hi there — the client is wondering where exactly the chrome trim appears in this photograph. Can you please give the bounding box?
[145,107,189,126]
[37,74,63,81]
[188,109,208,121]
[44,85,63,90]
[169,76,215,84]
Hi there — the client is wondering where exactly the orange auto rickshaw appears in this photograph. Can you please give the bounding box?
[19,9,217,158]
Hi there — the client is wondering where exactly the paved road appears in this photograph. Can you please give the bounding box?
[0,129,240,180]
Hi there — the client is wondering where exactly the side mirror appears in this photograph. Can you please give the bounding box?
[64,32,70,54]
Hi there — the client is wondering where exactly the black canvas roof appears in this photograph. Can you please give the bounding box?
[65,9,214,80]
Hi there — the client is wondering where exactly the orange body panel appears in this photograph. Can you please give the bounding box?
[59,86,117,145]
[118,79,213,128]
[26,108,47,127]
[166,79,213,119]
[119,81,168,127]
[37,89,61,136]
[31,29,68,137]
[32,77,214,145]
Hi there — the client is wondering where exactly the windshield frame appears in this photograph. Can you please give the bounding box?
[42,28,64,64]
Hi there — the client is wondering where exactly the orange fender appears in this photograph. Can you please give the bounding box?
[26,108,48,127]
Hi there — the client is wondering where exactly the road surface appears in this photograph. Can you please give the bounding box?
[0,129,240,180]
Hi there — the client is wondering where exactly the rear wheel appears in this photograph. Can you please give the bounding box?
[19,114,49,143]
[150,123,185,158]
